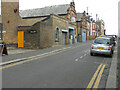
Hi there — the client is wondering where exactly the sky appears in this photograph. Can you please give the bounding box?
[0,0,120,35]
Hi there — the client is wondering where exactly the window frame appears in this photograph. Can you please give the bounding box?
[55,27,59,42]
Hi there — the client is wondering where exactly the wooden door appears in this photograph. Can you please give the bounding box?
[18,30,24,48]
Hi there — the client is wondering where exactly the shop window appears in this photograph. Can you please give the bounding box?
[55,28,59,41]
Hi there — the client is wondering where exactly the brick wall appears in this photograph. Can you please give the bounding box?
[51,14,69,45]
[76,21,82,42]
[1,1,20,44]
[25,23,40,49]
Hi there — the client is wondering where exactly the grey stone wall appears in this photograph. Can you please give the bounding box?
[18,14,69,49]
[39,18,54,49]
[51,14,69,45]
[24,23,40,49]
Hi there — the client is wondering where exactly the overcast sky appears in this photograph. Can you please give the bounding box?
[0,0,120,35]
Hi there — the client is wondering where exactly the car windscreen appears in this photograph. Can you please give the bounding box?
[94,38,110,44]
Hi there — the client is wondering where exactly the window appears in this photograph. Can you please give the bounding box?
[94,38,110,44]
[55,28,59,41]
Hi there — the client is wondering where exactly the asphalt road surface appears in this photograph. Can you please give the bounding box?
[2,41,113,88]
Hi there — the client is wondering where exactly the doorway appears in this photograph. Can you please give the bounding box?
[18,30,24,48]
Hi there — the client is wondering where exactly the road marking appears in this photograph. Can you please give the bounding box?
[0,50,63,70]
[0,43,91,69]
[0,45,81,66]
[75,59,79,61]
[84,54,87,56]
[93,64,106,88]
[80,56,83,59]
[86,64,103,89]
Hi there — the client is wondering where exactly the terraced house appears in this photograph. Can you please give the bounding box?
[1,0,78,49]
[96,19,105,36]
[76,11,91,42]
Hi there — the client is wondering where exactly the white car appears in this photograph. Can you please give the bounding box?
[90,37,114,57]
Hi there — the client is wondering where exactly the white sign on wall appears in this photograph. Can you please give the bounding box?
[71,17,76,22]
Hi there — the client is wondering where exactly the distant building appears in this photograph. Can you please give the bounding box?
[76,11,91,42]
[86,14,91,40]
[96,19,105,36]
[76,13,83,42]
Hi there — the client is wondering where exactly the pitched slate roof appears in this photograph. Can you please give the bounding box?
[76,13,83,21]
[20,4,70,18]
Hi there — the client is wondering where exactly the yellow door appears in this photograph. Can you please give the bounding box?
[18,30,24,48]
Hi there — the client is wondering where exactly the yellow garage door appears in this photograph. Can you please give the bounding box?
[18,30,24,48]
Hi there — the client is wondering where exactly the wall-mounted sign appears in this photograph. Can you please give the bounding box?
[0,41,8,56]
[2,31,6,33]
[71,17,76,22]
[29,30,37,34]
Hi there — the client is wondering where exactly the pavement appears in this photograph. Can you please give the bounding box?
[117,40,120,89]
[106,46,117,88]
[0,40,119,88]
[7,47,36,55]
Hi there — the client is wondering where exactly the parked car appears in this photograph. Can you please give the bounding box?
[90,37,114,57]
[101,35,116,46]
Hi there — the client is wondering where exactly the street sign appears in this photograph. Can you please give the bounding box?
[0,41,8,56]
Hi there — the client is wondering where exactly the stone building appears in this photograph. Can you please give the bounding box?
[1,0,21,45]
[76,13,83,42]
[86,15,91,40]
[76,11,90,42]
[96,19,105,36]
[1,0,77,49]
[18,14,69,49]
[20,1,77,44]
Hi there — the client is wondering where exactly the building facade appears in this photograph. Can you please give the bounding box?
[18,14,69,49]
[1,0,78,48]
[20,1,77,45]
[1,0,21,44]
[96,19,105,36]
[76,11,90,42]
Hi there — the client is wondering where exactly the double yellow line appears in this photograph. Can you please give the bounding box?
[86,64,106,89]
[0,50,64,70]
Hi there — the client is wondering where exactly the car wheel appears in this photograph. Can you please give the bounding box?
[90,52,93,56]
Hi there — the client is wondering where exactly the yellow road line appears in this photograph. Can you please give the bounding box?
[0,50,63,70]
[86,64,103,89]
[0,44,87,69]
[93,64,106,88]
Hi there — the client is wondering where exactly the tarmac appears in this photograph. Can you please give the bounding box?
[0,40,119,89]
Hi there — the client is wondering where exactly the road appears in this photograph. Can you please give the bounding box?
[2,41,114,88]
